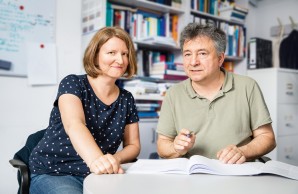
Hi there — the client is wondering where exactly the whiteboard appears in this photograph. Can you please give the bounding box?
[0,0,56,77]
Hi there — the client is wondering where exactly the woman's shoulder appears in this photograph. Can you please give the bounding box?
[61,74,85,81]
[59,74,87,85]
[119,87,134,98]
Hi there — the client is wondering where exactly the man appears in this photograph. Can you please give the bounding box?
[156,23,276,164]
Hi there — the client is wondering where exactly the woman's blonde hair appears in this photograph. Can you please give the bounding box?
[83,26,137,78]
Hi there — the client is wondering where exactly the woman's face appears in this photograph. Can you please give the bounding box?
[97,37,129,78]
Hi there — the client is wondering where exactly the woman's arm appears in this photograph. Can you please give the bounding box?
[59,94,104,167]
[59,93,140,174]
[114,122,141,163]
[59,94,123,174]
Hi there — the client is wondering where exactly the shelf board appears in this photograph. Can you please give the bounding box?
[120,76,181,83]
[191,9,245,26]
[134,94,164,101]
[134,40,180,51]
[109,0,184,14]
[140,118,159,122]
[225,56,245,61]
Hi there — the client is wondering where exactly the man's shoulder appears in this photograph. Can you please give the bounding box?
[167,79,189,94]
[230,72,257,85]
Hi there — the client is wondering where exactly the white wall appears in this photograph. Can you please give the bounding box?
[235,0,298,75]
[0,0,82,193]
[253,0,298,40]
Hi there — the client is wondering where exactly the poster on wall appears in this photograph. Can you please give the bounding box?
[0,0,56,77]
[81,0,105,36]
[81,0,106,74]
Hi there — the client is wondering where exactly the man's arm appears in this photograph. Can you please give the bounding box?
[157,129,196,159]
[217,123,276,164]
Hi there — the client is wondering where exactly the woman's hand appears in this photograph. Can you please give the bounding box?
[89,154,124,174]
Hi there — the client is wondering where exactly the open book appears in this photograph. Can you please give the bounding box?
[126,155,298,180]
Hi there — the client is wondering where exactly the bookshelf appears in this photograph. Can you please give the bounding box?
[190,0,248,72]
[191,9,245,26]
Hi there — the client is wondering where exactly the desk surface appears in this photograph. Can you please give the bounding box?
[84,165,298,194]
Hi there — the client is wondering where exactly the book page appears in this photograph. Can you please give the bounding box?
[188,155,262,176]
[126,158,189,174]
[261,160,298,180]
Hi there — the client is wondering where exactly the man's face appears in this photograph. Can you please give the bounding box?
[182,36,223,83]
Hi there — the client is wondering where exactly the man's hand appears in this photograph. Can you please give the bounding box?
[89,154,124,174]
[216,145,246,164]
[173,128,196,156]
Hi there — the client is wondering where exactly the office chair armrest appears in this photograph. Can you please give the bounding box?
[257,156,271,163]
[9,159,29,194]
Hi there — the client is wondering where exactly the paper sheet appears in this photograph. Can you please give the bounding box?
[26,42,57,85]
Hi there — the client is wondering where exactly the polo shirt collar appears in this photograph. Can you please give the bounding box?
[184,68,234,99]
[221,68,233,93]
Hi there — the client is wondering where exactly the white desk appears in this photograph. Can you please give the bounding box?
[84,165,298,194]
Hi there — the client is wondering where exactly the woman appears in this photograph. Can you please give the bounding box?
[29,26,140,194]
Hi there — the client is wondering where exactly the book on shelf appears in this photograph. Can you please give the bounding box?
[150,69,186,76]
[147,0,171,6]
[150,74,188,80]
[247,37,272,69]
[139,36,177,47]
[191,0,218,15]
[126,155,298,180]
[171,15,179,42]
[136,102,160,108]
[219,4,249,14]
[139,50,176,77]
[222,61,234,72]
[151,61,183,71]
[136,106,157,111]
[134,93,164,101]
[171,0,182,8]
[138,111,159,118]
[219,4,248,23]
[123,79,159,95]
[136,101,161,112]
[110,3,137,13]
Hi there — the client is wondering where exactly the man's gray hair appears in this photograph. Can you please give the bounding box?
[179,23,226,55]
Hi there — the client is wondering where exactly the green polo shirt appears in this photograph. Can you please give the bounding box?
[157,69,272,159]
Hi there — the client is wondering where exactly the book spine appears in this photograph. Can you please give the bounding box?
[171,15,179,42]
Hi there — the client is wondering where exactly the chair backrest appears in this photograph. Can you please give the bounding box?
[13,129,46,193]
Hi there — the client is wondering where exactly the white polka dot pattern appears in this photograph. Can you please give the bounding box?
[29,74,139,177]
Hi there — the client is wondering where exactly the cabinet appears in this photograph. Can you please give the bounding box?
[138,118,158,159]
[247,68,298,166]
[116,118,158,159]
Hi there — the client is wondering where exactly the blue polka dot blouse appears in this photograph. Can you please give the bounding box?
[29,74,139,177]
